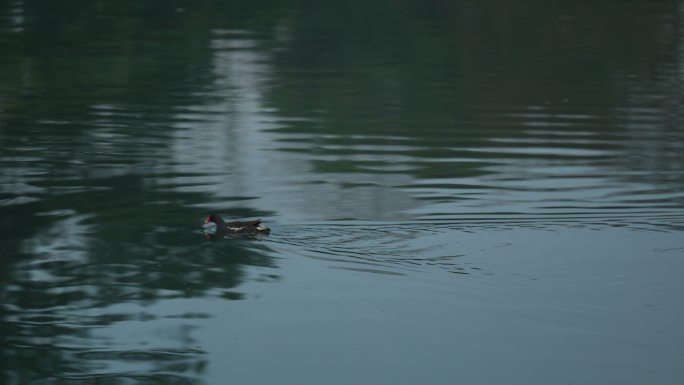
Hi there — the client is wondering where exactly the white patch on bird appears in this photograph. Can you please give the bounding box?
[202,222,217,234]
[256,226,266,231]
[228,227,243,231]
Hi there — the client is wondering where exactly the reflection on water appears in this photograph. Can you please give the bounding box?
[3,209,277,383]
[2,0,684,384]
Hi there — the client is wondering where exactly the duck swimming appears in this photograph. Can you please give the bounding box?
[203,214,270,236]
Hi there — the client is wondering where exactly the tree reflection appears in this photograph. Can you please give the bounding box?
[1,179,276,384]
[1,1,286,381]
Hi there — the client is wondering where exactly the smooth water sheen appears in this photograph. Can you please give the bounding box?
[2,1,684,384]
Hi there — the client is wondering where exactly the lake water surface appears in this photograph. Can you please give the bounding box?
[2,1,684,384]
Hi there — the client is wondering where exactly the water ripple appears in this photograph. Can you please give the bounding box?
[265,214,684,277]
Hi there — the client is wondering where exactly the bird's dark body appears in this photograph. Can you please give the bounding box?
[204,214,270,236]
[222,219,268,232]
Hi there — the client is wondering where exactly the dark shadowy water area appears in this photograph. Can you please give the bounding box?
[2,1,684,384]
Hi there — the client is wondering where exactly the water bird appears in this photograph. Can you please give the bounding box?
[203,214,270,236]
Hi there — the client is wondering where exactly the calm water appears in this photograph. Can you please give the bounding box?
[2,1,684,384]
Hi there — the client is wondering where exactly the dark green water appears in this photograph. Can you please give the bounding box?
[2,1,684,384]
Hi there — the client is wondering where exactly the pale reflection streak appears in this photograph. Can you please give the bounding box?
[169,29,276,207]
[4,0,25,33]
[168,28,418,221]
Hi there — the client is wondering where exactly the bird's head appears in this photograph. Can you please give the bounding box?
[204,214,225,226]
